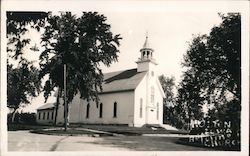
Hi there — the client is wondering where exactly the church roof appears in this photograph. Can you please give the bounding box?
[37,103,55,110]
[101,68,147,94]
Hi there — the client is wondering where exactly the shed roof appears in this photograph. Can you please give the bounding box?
[37,103,55,110]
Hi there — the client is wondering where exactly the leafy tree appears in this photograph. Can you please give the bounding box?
[39,12,121,129]
[177,13,241,133]
[177,69,205,121]
[159,75,193,130]
[159,75,176,123]
[7,60,41,123]
[7,12,48,122]
[182,13,240,101]
[159,75,175,106]
[7,11,48,59]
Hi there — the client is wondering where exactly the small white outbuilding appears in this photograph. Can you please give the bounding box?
[36,103,55,125]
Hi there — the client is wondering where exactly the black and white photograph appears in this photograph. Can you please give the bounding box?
[1,0,249,155]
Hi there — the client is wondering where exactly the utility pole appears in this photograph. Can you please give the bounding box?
[64,64,68,131]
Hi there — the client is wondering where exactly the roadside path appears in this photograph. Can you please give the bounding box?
[8,130,129,151]
[8,130,212,151]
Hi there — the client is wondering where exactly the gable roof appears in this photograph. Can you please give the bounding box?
[37,103,55,110]
[101,68,147,94]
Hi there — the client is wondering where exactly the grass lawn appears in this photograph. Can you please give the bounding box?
[30,128,101,136]
[8,123,188,136]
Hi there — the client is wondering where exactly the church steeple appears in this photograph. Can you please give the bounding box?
[139,33,154,60]
[143,33,150,49]
[136,33,158,72]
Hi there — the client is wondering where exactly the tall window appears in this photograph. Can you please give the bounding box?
[157,103,159,120]
[99,103,103,118]
[151,86,155,103]
[47,112,50,120]
[38,112,41,120]
[113,102,117,118]
[51,111,54,120]
[140,98,143,118]
[86,103,90,118]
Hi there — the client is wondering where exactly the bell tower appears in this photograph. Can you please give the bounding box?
[136,33,158,72]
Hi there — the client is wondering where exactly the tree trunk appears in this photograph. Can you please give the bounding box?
[54,88,61,126]
[11,108,18,123]
[64,64,68,131]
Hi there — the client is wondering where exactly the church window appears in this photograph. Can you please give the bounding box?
[43,112,45,120]
[157,103,159,120]
[113,102,117,118]
[151,86,155,103]
[38,112,41,120]
[86,103,90,118]
[47,112,50,120]
[99,103,103,118]
[140,98,143,118]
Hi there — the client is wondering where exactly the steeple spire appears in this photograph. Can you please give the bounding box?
[140,32,154,60]
[136,32,158,72]
[143,31,150,49]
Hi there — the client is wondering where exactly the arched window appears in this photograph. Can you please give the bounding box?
[38,112,41,120]
[113,102,117,118]
[43,112,45,120]
[86,103,90,118]
[99,103,103,118]
[151,86,155,103]
[157,103,159,120]
[51,111,54,120]
[47,112,50,120]
[140,98,143,118]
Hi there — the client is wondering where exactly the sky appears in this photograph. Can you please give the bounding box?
[101,12,222,78]
[12,11,223,113]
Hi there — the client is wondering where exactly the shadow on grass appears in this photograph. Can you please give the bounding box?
[82,136,213,151]
[8,123,55,131]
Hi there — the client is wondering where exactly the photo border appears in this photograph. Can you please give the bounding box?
[1,0,249,155]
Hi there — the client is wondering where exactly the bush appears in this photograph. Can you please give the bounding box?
[8,112,37,125]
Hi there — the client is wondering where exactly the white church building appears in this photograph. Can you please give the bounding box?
[37,36,165,127]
